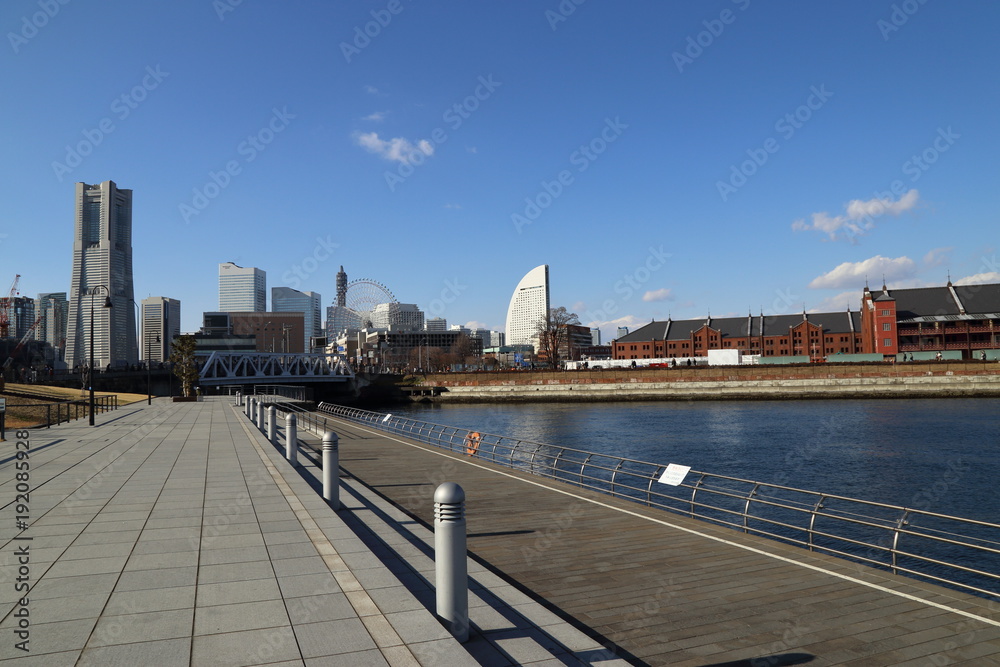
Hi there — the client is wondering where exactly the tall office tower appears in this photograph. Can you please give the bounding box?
[425,317,447,332]
[504,265,550,347]
[141,297,181,362]
[9,298,36,340]
[272,287,322,350]
[36,292,69,363]
[65,180,137,369]
[336,265,347,307]
[591,328,601,345]
[219,262,266,312]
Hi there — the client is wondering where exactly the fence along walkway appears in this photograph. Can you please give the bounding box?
[314,414,1000,666]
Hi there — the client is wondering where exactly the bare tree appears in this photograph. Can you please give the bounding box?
[534,306,581,368]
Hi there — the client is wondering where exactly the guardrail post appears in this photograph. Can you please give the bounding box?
[434,482,468,643]
[267,406,277,444]
[235,390,242,406]
[323,431,339,509]
[286,413,298,466]
[256,400,265,430]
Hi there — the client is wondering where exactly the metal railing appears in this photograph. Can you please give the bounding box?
[254,385,308,402]
[315,401,1000,600]
[13,396,119,428]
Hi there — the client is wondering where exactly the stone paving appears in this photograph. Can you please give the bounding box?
[0,397,621,666]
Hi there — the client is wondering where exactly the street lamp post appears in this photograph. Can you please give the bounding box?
[147,334,160,405]
[89,285,112,426]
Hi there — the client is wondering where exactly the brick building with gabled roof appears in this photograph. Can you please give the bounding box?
[613,281,1000,363]
[861,281,1000,358]
[613,310,863,362]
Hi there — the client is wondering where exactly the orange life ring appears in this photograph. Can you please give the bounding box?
[464,431,481,456]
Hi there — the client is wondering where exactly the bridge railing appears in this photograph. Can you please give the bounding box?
[315,402,1000,600]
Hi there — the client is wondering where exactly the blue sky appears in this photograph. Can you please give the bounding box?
[2,0,998,340]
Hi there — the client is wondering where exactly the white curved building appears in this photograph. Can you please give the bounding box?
[504,265,550,348]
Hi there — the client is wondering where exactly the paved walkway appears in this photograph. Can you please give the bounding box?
[0,398,619,666]
[306,413,1000,666]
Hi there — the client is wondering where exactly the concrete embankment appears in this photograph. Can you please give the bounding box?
[414,362,1000,402]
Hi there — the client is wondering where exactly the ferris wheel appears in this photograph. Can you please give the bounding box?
[345,279,397,328]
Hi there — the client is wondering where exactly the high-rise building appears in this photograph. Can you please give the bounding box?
[372,303,424,331]
[141,297,181,362]
[425,317,447,332]
[36,292,68,363]
[336,265,348,307]
[591,328,601,345]
[326,305,362,338]
[219,262,266,312]
[9,297,36,341]
[504,265,550,348]
[65,180,137,369]
[272,287,322,350]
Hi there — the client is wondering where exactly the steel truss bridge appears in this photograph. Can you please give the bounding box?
[198,352,354,386]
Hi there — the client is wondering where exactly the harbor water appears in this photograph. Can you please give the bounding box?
[390,398,1000,522]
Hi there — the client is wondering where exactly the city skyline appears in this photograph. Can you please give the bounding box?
[3,3,998,343]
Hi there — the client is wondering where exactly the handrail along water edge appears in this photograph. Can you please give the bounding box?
[253,393,1000,601]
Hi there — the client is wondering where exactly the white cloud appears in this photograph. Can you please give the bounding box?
[954,272,1000,286]
[642,288,674,303]
[355,132,433,164]
[364,85,379,94]
[923,246,952,267]
[443,203,461,209]
[571,301,586,313]
[809,255,917,290]
[465,146,478,154]
[792,189,920,241]
[809,290,858,312]
[464,320,489,330]
[362,111,387,122]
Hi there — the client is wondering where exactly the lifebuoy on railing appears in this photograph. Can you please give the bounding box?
[464,431,481,456]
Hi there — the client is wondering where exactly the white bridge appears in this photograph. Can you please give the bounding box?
[198,352,354,386]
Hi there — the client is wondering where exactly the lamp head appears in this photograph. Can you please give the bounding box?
[103,296,113,308]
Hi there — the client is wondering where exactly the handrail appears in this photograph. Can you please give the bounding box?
[314,401,1000,600]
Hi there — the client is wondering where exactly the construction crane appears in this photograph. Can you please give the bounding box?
[3,313,43,370]
[0,274,21,339]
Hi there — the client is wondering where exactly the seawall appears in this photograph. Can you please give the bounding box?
[414,362,1000,402]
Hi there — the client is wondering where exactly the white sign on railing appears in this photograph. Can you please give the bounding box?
[658,463,690,486]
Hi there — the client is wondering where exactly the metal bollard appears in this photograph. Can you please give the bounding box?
[434,482,469,643]
[286,413,298,466]
[235,390,242,406]
[267,406,277,444]
[246,397,253,419]
[322,431,339,509]
[256,401,265,430]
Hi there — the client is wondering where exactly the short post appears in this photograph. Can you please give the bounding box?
[286,413,298,466]
[267,406,277,444]
[235,390,242,406]
[434,482,469,643]
[247,397,254,419]
[256,401,265,430]
[322,431,339,509]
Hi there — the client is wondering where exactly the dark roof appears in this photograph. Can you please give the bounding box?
[892,286,959,319]
[955,283,1000,315]
[616,310,860,342]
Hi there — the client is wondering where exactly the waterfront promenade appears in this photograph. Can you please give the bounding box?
[309,414,1000,665]
[0,398,620,666]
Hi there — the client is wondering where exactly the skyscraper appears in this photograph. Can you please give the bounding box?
[336,265,347,307]
[141,297,181,362]
[36,292,68,364]
[504,265,550,348]
[65,180,137,369]
[219,262,266,312]
[272,287,322,350]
